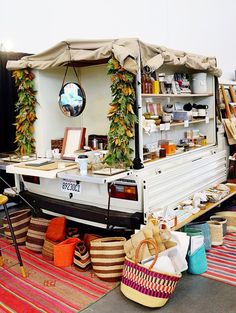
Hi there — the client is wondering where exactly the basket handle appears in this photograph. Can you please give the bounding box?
[135,239,159,270]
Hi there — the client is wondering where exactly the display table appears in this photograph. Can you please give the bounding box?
[172,183,236,230]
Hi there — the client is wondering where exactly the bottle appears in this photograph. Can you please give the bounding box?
[159,73,166,94]
[201,136,207,146]
[92,138,98,150]
[152,79,160,94]
[141,74,146,93]
[145,74,152,94]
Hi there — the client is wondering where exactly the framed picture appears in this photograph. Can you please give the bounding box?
[61,127,86,160]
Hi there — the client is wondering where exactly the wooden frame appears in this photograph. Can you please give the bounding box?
[220,85,232,119]
[61,127,86,160]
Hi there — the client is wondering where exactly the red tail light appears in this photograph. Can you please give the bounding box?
[109,183,138,201]
[23,175,40,184]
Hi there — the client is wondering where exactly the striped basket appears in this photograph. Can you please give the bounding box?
[3,209,31,245]
[42,238,58,260]
[74,241,91,271]
[121,239,182,308]
[90,237,126,282]
[26,217,49,253]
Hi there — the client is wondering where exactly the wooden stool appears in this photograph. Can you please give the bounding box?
[0,195,26,277]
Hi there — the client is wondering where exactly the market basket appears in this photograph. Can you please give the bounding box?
[120,239,181,308]
[26,217,49,252]
[3,209,31,245]
[90,237,126,282]
[215,211,236,232]
[207,221,223,246]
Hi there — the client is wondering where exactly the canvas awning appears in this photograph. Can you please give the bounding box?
[6,38,222,77]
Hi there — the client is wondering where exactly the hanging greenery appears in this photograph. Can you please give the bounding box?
[12,69,37,155]
[104,57,137,168]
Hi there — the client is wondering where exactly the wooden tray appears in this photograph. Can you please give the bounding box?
[16,161,74,171]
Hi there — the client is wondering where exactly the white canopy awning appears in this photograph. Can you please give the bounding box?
[6,38,221,77]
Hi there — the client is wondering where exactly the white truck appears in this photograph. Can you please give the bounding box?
[6,39,228,230]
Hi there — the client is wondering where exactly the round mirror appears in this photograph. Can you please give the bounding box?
[59,82,86,117]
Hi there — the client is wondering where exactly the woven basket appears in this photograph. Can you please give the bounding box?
[215,211,236,232]
[90,237,126,282]
[121,239,181,308]
[42,238,58,260]
[210,215,227,236]
[74,241,91,271]
[26,217,49,253]
[3,209,31,245]
[207,221,223,246]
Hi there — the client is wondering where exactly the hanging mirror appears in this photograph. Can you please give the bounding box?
[58,64,86,117]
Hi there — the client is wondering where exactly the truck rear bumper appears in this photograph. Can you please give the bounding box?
[21,190,143,229]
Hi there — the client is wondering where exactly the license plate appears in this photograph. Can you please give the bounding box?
[61,179,81,194]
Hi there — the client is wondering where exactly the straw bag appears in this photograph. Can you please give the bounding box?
[210,215,227,236]
[215,211,236,232]
[90,237,126,282]
[73,241,91,271]
[26,217,49,252]
[207,221,223,245]
[3,208,31,245]
[42,238,58,260]
[121,239,181,308]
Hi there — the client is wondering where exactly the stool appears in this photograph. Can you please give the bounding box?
[0,195,26,277]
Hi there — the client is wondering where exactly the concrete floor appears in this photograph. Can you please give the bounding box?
[82,273,236,313]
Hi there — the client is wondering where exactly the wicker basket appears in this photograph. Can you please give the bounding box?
[3,209,31,245]
[42,238,58,260]
[210,215,227,236]
[90,237,126,282]
[207,221,223,245]
[26,217,49,252]
[215,211,236,232]
[121,239,181,308]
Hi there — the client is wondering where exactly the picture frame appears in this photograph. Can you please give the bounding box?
[61,127,86,160]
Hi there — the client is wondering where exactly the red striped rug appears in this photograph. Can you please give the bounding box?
[202,233,236,286]
[0,238,118,312]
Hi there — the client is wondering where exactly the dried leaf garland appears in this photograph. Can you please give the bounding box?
[105,57,137,168]
[12,69,37,155]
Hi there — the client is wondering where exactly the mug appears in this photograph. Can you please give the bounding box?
[162,113,172,123]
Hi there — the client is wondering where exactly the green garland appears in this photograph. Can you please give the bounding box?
[105,57,137,168]
[12,69,37,155]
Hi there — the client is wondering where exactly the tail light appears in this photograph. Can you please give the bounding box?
[23,175,40,184]
[109,183,138,201]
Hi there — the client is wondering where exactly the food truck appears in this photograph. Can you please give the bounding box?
[5,38,228,230]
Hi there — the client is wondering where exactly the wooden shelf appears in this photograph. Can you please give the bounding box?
[143,117,213,133]
[142,93,213,98]
[160,118,213,128]
[172,183,236,231]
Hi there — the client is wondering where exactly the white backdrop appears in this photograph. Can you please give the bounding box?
[1,0,235,79]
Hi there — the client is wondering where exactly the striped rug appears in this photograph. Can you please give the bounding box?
[202,233,236,286]
[0,238,118,313]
